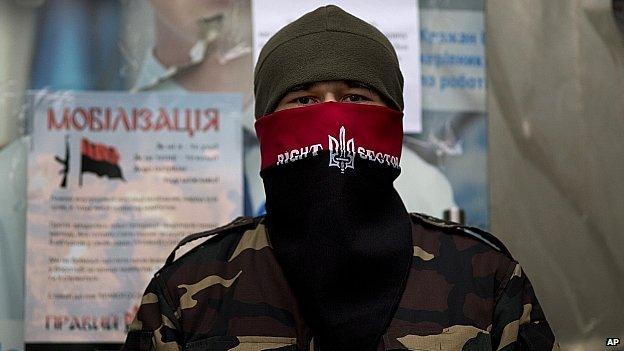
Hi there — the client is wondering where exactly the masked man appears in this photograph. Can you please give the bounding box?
[123,6,558,351]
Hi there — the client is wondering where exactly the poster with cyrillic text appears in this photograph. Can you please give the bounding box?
[420,9,485,112]
[251,0,422,132]
[24,91,242,345]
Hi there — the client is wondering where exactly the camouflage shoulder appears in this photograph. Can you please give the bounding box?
[410,212,514,259]
[159,216,261,271]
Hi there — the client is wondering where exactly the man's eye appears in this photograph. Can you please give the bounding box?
[295,97,315,104]
[342,94,368,103]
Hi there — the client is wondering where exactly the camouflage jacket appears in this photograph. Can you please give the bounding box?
[122,213,559,351]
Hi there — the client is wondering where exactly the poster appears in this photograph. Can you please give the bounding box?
[420,8,485,112]
[251,0,422,133]
[23,91,242,345]
[407,0,488,228]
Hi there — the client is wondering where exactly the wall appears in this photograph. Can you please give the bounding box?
[487,0,624,349]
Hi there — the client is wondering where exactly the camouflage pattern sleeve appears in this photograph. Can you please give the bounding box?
[122,276,183,351]
[491,263,560,351]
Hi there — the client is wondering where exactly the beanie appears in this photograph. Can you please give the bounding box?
[253,5,404,118]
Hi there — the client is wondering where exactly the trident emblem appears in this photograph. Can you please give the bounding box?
[328,126,355,173]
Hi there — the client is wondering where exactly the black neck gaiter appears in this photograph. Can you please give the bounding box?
[255,102,412,351]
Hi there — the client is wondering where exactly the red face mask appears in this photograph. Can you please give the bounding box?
[254,102,413,351]
[255,101,404,173]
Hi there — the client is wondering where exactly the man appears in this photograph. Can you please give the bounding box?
[123,5,558,351]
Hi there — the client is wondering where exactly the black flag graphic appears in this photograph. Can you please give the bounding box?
[80,138,125,186]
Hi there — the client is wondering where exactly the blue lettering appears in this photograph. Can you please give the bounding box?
[439,75,485,92]
[420,28,479,45]
[421,53,484,68]
[421,75,436,87]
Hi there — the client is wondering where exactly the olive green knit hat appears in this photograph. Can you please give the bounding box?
[253,5,404,118]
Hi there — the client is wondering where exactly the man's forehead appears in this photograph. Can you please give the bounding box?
[286,80,372,93]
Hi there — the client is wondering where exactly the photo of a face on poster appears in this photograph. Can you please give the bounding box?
[135,0,253,115]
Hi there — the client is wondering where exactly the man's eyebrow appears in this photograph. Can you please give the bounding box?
[282,81,374,95]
